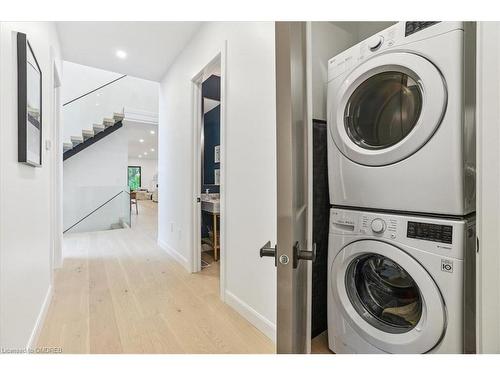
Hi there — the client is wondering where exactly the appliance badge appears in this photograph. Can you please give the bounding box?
[441,259,453,273]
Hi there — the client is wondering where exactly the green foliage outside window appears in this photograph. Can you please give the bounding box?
[128,166,141,191]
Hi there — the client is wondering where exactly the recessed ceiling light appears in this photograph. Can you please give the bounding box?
[138,155,142,158]
[150,130,155,135]
[139,139,144,143]
[151,148,155,152]
[144,152,148,155]
[116,50,127,59]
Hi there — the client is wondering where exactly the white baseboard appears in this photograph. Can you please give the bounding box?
[158,239,190,272]
[26,284,53,350]
[224,290,276,342]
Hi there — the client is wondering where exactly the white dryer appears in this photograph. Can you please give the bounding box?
[327,22,476,216]
[327,207,476,354]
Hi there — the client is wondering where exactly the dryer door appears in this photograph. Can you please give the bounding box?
[330,240,446,353]
[330,52,446,166]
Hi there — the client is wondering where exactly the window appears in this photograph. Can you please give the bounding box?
[345,253,422,333]
[128,166,141,191]
[344,71,423,149]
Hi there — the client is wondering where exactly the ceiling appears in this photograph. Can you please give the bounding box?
[124,120,158,160]
[56,22,203,81]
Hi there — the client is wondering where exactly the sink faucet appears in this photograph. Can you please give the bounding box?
[205,189,210,195]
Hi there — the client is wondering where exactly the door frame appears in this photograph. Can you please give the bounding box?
[305,21,314,354]
[50,53,63,274]
[191,43,227,301]
[476,21,500,353]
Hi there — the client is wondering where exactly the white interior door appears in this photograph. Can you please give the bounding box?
[274,21,315,354]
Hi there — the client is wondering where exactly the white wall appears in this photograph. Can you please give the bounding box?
[61,61,159,143]
[311,22,357,121]
[0,22,62,349]
[158,22,277,339]
[310,22,396,120]
[62,61,121,104]
[63,130,128,233]
[128,158,158,191]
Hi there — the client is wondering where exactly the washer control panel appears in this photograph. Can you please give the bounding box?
[360,214,397,239]
[330,208,470,260]
[407,221,453,244]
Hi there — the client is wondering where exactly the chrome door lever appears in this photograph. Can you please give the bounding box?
[260,241,277,267]
[293,241,316,268]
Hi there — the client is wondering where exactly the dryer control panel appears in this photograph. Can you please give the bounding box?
[327,21,464,83]
[404,21,440,37]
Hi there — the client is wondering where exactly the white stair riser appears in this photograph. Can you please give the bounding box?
[71,136,83,145]
[93,124,105,134]
[103,118,115,127]
[82,130,94,140]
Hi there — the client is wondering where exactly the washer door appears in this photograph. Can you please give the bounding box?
[331,240,446,353]
[330,52,447,166]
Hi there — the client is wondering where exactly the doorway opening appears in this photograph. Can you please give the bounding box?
[192,51,226,300]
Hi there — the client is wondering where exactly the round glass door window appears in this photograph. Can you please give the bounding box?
[345,253,423,333]
[344,71,423,150]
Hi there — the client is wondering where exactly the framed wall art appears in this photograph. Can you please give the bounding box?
[17,32,42,167]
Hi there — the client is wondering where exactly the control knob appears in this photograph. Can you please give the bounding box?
[371,218,386,233]
[368,35,384,51]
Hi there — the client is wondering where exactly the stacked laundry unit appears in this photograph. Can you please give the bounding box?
[326,22,477,354]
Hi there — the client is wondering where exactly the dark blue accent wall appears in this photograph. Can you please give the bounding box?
[202,106,220,193]
[201,74,221,195]
[201,75,221,239]
[202,75,221,100]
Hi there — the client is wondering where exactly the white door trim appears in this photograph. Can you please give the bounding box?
[50,50,63,277]
[476,21,500,354]
[305,21,313,354]
[191,42,227,302]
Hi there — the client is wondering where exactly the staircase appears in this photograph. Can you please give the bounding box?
[63,112,125,161]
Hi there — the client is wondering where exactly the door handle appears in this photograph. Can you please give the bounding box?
[293,241,316,268]
[260,241,277,267]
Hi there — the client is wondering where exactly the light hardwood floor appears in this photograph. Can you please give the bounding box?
[37,200,274,354]
[311,331,334,354]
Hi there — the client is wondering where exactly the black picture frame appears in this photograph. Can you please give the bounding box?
[17,32,42,167]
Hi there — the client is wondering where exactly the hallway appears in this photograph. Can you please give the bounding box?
[37,200,274,353]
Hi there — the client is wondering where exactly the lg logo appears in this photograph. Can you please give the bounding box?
[441,259,453,273]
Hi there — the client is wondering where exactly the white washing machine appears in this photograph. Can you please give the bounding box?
[327,207,476,354]
[327,22,476,216]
